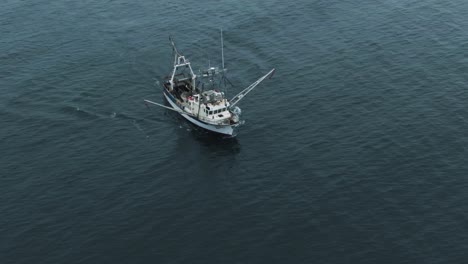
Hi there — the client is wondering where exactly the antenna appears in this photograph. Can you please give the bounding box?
[221,28,225,70]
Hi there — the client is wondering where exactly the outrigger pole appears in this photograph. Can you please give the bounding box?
[144,99,197,117]
[229,68,275,108]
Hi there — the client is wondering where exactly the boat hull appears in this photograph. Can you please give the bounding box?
[163,89,237,136]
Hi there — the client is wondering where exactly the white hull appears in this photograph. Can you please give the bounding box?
[163,92,236,136]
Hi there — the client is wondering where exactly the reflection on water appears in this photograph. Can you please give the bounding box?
[192,129,241,155]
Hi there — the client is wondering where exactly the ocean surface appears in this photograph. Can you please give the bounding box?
[1,0,468,263]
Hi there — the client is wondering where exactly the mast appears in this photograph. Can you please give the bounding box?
[220,28,232,94]
[221,28,225,70]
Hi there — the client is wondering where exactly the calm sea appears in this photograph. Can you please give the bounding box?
[1,0,468,263]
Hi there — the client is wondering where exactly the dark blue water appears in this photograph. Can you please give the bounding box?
[2,0,468,263]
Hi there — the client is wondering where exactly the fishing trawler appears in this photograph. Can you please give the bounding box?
[144,31,275,137]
